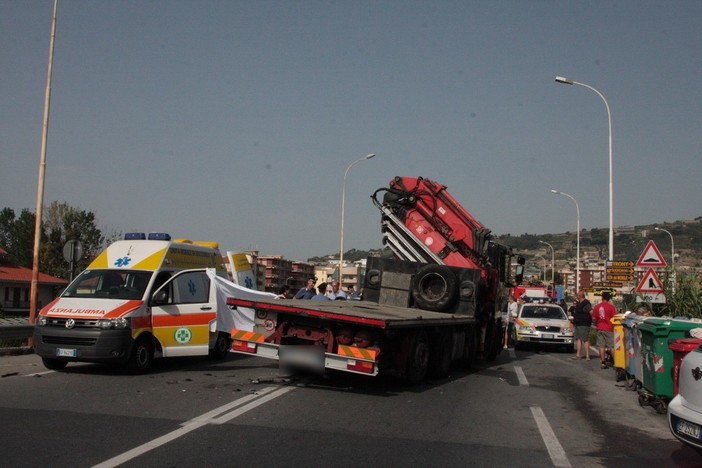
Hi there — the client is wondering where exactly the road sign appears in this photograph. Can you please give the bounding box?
[606,261,634,268]
[607,274,634,282]
[636,268,664,294]
[636,241,667,268]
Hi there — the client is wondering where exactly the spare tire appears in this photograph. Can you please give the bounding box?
[412,264,458,312]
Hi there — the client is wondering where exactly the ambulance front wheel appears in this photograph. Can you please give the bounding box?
[127,336,154,374]
[42,357,67,371]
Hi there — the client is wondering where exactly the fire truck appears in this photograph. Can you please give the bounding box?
[227,176,521,383]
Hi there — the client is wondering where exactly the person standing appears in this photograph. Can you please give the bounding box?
[592,291,617,369]
[504,295,518,348]
[571,291,593,360]
[311,282,331,301]
[294,278,317,300]
[326,280,347,300]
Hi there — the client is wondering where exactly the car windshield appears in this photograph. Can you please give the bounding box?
[62,269,153,300]
[520,306,567,320]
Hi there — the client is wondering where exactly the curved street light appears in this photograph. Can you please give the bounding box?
[555,75,614,261]
[655,227,676,294]
[538,240,555,286]
[551,189,580,293]
[339,153,376,287]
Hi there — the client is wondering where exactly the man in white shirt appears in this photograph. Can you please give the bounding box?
[326,280,347,300]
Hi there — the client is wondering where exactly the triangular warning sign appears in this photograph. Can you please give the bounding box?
[636,240,667,267]
[636,268,665,294]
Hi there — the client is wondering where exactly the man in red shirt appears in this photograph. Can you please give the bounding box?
[592,291,617,369]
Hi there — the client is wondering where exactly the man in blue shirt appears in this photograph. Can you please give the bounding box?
[294,278,317,300]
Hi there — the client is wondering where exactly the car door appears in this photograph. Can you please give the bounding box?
[150,269,216,357]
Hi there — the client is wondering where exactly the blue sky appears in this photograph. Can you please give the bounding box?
[2,1,700,261]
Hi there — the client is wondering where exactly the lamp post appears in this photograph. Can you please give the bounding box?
[555,75,614,261]
[655,227,676,293]
[551,189,580,293]
[539,240,555,286]
[339,153,376,287]
[535,255,547,281]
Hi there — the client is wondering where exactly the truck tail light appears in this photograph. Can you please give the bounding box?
[232,340,256,354]
[347,359,374,374]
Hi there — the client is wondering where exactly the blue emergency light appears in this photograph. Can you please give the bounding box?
[124,232,146,240]
[147,232,172,241]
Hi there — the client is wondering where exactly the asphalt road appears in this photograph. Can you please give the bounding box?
[0,347,698,467]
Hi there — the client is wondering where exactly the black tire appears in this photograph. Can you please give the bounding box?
[412,265,458,312]
[209,332,231,360]
[126,336,154,374]
[484,319,501,362]
[41,357,68,371]
[429,330,452,378]
[406,329,429,385]
[462,326,479,370]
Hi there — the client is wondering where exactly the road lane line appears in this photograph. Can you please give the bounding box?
[92,385,293,468]
[514,366,529,386]
[530,406,572,468]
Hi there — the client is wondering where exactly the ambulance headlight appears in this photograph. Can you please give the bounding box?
[517,325,534,334]
[97,318,129,329]
[37,316,48,326]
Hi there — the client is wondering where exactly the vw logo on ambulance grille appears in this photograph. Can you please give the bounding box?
[65,318,75,329]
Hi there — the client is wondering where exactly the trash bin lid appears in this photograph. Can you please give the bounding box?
[668,338,702,352]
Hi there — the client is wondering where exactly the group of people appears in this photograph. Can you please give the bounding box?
[283,278,362,301]
[569,290,617,369]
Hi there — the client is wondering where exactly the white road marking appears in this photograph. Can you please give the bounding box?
[530,405,572,468]
[514,366,529,386]
[92,385,294,468]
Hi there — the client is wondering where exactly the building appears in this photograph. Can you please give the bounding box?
[0,247,68,315]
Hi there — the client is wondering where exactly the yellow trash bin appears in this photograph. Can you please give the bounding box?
[611,314,627,381]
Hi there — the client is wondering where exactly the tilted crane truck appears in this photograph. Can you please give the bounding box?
[227,176,522,383]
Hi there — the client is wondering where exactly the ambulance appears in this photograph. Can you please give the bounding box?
[33,232,232,373]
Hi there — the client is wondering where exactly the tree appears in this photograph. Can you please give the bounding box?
[0,202,106,280]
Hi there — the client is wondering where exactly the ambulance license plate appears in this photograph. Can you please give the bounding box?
[677,419,701,439]
[56,348,77,357]
[542,333,554,339]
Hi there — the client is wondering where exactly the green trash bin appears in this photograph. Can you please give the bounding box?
[637,318,702,413]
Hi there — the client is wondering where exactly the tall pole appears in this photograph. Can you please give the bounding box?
[555,75,614,261]
[339,153,375,287]
[535,255,547,281]
[30,0,59,325]
[551,189,580,293]
[539,240,554,286]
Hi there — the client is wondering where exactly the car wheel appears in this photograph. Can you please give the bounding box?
[126,336,154,374]
[209,332,231,360]
[41,357,68,371]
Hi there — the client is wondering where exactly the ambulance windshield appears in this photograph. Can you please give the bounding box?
[63,270,153,300]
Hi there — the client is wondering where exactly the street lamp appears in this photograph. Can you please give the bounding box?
[555,75,614,261]
[535,255,547,281]
[539,240,555,286]
[339,153,376,287]
[551,189,580,293]
[655,227,676,294]
[654,227,675,269]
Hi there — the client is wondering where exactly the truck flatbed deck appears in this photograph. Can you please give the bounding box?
[226,297,474,329]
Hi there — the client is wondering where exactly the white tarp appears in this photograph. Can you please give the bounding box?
[206,269,277,333]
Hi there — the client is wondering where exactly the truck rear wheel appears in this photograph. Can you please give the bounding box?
[429,329,452,378]
[41,357,68,371]
[126,336,154,374]
[406,329,429,384]
[412,265,457,312]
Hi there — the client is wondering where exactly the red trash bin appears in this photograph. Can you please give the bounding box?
[669,338,702,396]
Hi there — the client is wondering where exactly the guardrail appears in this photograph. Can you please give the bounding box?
[0,318,33,340]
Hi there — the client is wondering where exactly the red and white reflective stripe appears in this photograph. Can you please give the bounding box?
[614,333,622,351]
[654,355,665,373]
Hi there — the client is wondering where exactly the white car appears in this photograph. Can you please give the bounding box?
[513,303,574,351]
[668,344,702,452]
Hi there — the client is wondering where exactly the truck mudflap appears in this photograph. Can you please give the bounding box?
[230,328,379,376]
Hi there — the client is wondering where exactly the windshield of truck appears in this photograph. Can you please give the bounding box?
[520,305,567,320]
[62,270,153,300]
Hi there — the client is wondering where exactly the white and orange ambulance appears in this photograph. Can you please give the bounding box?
[33,232,233,373]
